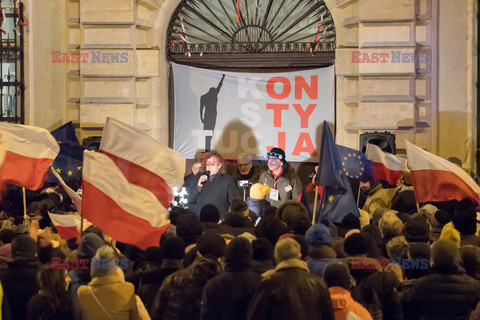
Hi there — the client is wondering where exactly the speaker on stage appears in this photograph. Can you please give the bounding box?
[82,136,102,151]
[360,132,396,154]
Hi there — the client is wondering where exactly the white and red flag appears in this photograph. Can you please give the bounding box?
[366,143,407,186]
[48,212,81,240]
[99,117,185,208]
[0,123,59,190]
[406,140,480,206]
[82,150,171,250]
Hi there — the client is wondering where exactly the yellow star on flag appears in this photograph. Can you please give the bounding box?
[328,195,334,202]
[67,170,73,176]
[348,153,352,157]
[55,168,62,173]
[77,166,82,171]
[355,175,359,179]
[342,162,345,166]
[353,153,356,157]
[344,157,347,160]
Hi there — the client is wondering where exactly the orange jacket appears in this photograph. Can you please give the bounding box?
[328,286,373,320]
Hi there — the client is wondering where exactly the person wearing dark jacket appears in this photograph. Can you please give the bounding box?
[127,246,163,292]
[189,150,239,217]
[258,148,302,208]
[246,183,271,219]
[27,263,73,320]
[150,233,225,320]
[137,237,186,311]
[0,235,40,320]
[305,223,337,278]
[404,239,480,319]
[247,238,334,320]
[254,207,289,246]
[233,153,265,199]
[250,238,275,275]
[199,204,226,236]
[452,207,480,247]
[201,237,261,320]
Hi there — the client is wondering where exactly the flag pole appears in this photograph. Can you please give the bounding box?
[312,186,319,225]
[22,187,27,220]
[357,187,361,207]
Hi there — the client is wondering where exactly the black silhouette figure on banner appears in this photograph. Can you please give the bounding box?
[200,74,225,151]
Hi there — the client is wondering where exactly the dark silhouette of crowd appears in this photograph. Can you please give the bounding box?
[0,148,479,320]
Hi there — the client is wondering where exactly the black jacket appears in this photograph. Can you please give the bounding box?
[26,293,73,320]
[403,265,480,320]
[189,173,239,218]
[201,265,261,320]
[0,258,40,320]
[246,259,334,320]
[137,259,183,311]
[150,256,222,320]
[246,198,270,219]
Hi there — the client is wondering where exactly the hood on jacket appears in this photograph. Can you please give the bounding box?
[328,286,355,311]
[277,200,309,227]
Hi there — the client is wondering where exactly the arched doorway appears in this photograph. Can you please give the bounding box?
[166,0,336,69]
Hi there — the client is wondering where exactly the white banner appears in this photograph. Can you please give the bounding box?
[172,63,334,162]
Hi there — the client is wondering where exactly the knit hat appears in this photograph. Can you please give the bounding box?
[343,232,369,256]
[82,226,105,242]
[0,244,11,267]
[200,204,220,223]
[230,198,249,214]
[324,263,351,289]
[460,245,480,280]
[452,207,478,235]
[196,233,226,259]
[404,216,430,243]
[252,237,274,260]
[250,183,271,200]
[91,245,120,278]
[225,237,252,266]
[419,204,438,220]
[341,213,361,230]
[439,222,461,247]
[391,190,417,215]
[77,233,105,259]
[278,200,308,228]
[144,247,163,264]
[0,229,16,244]
[176,214,203,246]
[161,236,186,260]
[267,147,286,162]
[11,235,37,260]
[431,239,461,268]
[430,209,451,228]
[305,223,332,246]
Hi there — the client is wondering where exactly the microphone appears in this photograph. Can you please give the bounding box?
[201,171,211,186]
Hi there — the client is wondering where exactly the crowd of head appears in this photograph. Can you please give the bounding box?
[0,148,479,320]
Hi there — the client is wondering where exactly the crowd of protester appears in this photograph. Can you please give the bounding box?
[0,148,479,319]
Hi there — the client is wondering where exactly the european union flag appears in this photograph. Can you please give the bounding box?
[337,145,373,182]
[316,121,359,223]
[47,142,85,191]
[51,121,79,144]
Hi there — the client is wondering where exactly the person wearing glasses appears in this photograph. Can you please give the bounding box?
[258,147,302,208]
[233,153,266,200]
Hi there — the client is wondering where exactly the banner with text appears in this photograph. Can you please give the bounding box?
[172,63,334,162]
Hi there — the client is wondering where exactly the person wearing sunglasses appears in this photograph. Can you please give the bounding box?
[258,147,302,208]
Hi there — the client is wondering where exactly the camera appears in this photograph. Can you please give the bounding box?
[238,180,249,188]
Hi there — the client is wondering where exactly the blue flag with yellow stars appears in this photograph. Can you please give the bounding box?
[47,142,85,191]
[50,121,79,144]
[316,121,359,223]
[337,145,373,182]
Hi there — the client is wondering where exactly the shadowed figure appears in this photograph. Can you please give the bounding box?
[200,74,225,150]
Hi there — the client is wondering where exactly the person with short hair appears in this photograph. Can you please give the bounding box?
[234,153,265,199]
[247,238,334,320]
[189,150,239,218]
[258,148,302,208]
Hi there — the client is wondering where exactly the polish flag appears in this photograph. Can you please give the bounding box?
[0,123,59,190]
[366,143,407,186]
[50,166,82,213]
[82,150,170,250]
[406,140,480,205]
[48,212,81,240]
[99,117,185,209]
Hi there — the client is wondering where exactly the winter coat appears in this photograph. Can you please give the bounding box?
[328,286,373,320]
[247,259,334,320]
[0,258,40,320]
[307,245,338,278]
[245,198,270,219]
[27,292,73,320]
[363,270,403,320]
[189,173,239,218]
[258,162,302,208]
[201,265,261,320]
[250,259,275,275]
[460,234,480,247]
[137,259,183,311]
[403,265,480,320]
[362,184,396,215]
[234,166,265,198]
[277,200,309,228]
[150,256,222,320]
[75,269,139,320]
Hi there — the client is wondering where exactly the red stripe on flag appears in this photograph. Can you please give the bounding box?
[55,226,80,240]
[411,169,480,205]
[100,150,173,209]
[2,151,53,190]
[372,162,404,186]
[82,180,170,250]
